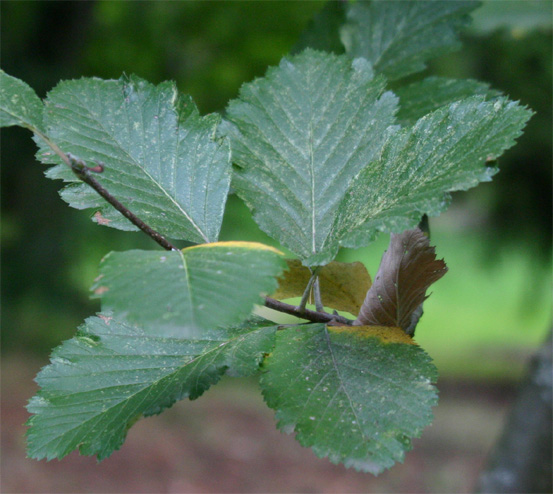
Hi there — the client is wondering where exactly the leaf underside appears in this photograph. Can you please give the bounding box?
[261,324,438,474]
[37,75,231,243]
[354,228,447,334]
[26,315,279,461]
[93,241,286,335]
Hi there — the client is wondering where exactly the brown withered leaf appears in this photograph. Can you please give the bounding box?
[354,228,447,334]
[273,259,371,315]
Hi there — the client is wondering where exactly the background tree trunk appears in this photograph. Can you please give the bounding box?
[475,327,552,493]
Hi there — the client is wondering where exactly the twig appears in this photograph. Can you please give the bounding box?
[34,131,179,252]
[67,154,178,252]
[264,296,353,325]
[313,277,325,312]
[36,132,350,326]
[298,271,317,311]
[299,266,324,312]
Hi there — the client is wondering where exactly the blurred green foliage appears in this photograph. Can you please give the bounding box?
[1,1,551,376]
[1,1,324,353]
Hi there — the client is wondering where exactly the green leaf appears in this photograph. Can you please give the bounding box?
[341,0,479,80]
[26,314,279,460]
[222,49,398,266]
[470,0,553,34]
[396,77,501,126]
[37,75,231,243]
[293,1,346,55]
[261,324,438,474]
[273,259,372,315]
[0,70,44,132]
[331,96,533,251]
[92,241,286,334]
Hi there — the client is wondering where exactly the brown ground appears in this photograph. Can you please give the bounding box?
[1,354,516,494]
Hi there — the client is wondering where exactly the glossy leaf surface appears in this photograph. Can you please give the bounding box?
[223,50,398,266]
[38,75,231,242]
[27,315,278,460]
[332,96,533,251]
[93,242,286,334]
[261,324,438,474]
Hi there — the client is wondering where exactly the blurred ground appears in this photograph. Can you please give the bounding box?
[2,354,517,494]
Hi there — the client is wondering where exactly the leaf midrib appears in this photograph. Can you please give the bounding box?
[65,83,209,242]
[177,249,196,329]
[0,105,39,132]
[30,324,274,456]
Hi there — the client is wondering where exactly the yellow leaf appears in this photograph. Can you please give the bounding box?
[272,259,371,315]
[329,325,416,345]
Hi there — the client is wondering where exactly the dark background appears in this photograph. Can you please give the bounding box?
[1,1,551,492]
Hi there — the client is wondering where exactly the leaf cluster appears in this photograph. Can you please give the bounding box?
[0,0,532,474]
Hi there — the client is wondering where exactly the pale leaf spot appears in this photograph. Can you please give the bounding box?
[98,314,112,325]
[94,211,111,226]
[94,286,109,296]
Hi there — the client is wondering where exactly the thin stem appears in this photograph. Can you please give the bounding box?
[264,296,353,325]
[35,130,351,326]
[34,129,72,167]
[35,131,179,252]
[67,154,178,252]
[313,277,325,312]
[298,266,323,311]
[298,273,316,311]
